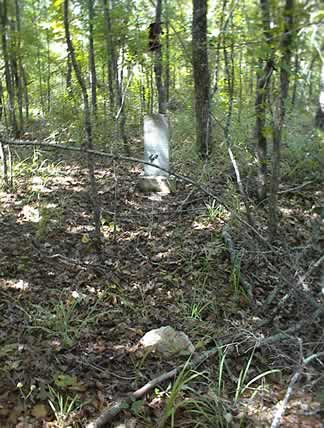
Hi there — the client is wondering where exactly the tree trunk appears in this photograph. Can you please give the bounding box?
[223,16,254,226]
[153,0,167,114]
[46,29,51,113]
[192,0,211,158]
[0,142,9,190]
[211,0,227,98]
[0,0,17,135]
[0,79,3,121]
[21,66,29,121]
[116,47,129,155]
[269,0,294,238]
[165,0,170,104]
[315,61,324,130]
[102,0,115,114]
[14,0,24,132]
[254,0,274,201]
[291,52,299,106]
[66,53,72,95]
[63,0,102,248]
[88,0,97,116]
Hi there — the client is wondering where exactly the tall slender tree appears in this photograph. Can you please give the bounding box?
[269,0,295,237]
[63,0,102,248]
[0,0,17,135]
[315,60,324,129]
[254,0,274,201]
[192,0,211,158]
[88,0,97,116]
[153,0,167,114]
[14,0,24,131]
[102,0,115,114]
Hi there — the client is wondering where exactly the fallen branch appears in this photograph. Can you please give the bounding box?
[86,368,178,428]
[278,180,313,194]
[86,333,243,428]
[255,307,322,348]
[271,351,324,428]
[265,253,324,310]
[2,137,268,246]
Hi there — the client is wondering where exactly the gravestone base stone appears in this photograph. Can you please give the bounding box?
[138,176,171,194]
[140,113,171,194]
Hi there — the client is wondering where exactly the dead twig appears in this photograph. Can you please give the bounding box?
[271,351,324,428]
[85,367,177,427]
[86,333,242,428]
[2,137,268,246]
[278,180,313,194]
[265,253,324,310]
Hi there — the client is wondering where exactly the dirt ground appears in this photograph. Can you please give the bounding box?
[0,154,323,427]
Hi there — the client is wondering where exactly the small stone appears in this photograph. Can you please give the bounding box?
[139,326,195,357]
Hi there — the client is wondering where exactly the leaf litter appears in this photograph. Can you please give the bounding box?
[0,154,323,427]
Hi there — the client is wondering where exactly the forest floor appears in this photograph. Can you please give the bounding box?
[0,149,323,427]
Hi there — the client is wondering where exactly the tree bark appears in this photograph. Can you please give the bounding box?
[192,0,211,158]
[46,29,51,113]
[88,0,97,116]
[165,0,170,104]
[63,0,102,248]
[153,0,167,114]
[291,52,299,106]
[102,0,115,114]
[21,66,29,121]
[254,0,274,201]
[0,0,17,135]
[66,53,72,96]
[269,0,294,238]
[14,0,24,132]
[315,60,324,130]
[211,0,227,97]
[102,0,129,154]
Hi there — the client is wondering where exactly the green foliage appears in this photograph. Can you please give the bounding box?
[229,252,244,297]
[29,298,102,348]
[13,150,63,182]
[48,385,82,427]
[205,199,227,221]
[281,112,324,182]
[181,347,280,427]
[159,359,204,428]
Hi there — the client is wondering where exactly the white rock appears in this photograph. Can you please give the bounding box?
[139,326,195,357]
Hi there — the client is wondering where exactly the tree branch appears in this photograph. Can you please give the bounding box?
[2,137,268,246]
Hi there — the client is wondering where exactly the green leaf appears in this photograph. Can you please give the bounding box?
[53,374,78,388]
[131,400,145,415]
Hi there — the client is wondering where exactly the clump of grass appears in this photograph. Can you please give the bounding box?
[29,297,102,348]
[157,347,280,427]
[48,385,82,427]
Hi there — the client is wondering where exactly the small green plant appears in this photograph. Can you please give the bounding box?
[183,301,210,320]
[30,298,101,347]
[12,149,63,196]
[181,347,280,427]
[159,358,204,428]
[13,149,63,179]
[48,385,81,427]
[229,253,245,297]
[183,392,232,428]
[205,199,226,221]
[233,348,278,404]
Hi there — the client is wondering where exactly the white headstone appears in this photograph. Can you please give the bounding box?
[144,114,169,177]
